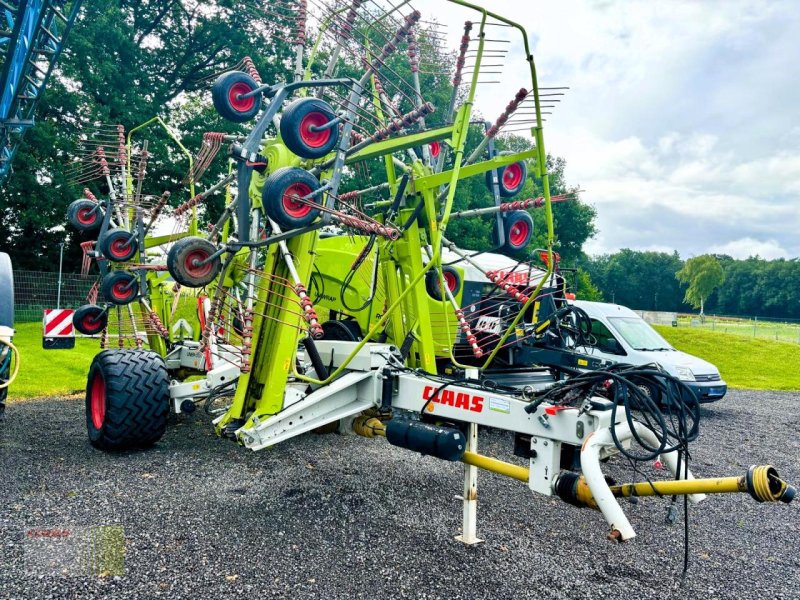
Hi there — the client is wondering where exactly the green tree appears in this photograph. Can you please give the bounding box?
[574,268,603,301]
[580,249,688,311]
[676,254,725,315]
[0,1,292,271]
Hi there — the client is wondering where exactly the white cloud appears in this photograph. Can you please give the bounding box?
[708,238,789,260]
[425,1,800,259]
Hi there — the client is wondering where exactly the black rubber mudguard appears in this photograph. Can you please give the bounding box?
[0,252,13,328]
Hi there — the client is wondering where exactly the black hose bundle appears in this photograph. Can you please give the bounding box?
[525,363,700,462]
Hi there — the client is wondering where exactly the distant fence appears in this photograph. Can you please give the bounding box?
[637,310,800,345]
[12,270,96,323]
[634,310,677,326]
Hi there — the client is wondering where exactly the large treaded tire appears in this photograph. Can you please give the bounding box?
[86,350,169,451]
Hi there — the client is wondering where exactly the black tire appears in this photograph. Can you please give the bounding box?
[86,350,169,451]
[501,211,534,253]
[320,319,362,341]
[280,98,340,159]
[486,160,528,198]
[262,167,321,230]
[211,71,261,123]
[0,252,13,328]
[101,270,139,305]
[167,237,222,288]
[99,228,138,262]
[73,304,108,335]
[425,266,462,301]
[67,199,104,233]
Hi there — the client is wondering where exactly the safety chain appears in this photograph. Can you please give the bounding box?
[146,309,170,340]
[241,56,262,84]
[340,0,365,40]
[378,11,420,63]
[294,283,324,339]
[370,102,434,142]
[487,88,528,139]
[96,146,110,177]
[295,0,307,46]
[454,307,483,358]
[407,29,419,73]
[174,192,206,217]
[149,190,171,222]
[239,308,255,373]
[486,270,530,304]
[453,22,472,87]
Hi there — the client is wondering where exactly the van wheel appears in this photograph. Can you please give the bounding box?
[636,381,661,404]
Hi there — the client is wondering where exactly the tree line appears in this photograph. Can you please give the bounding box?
[578,251,800,320]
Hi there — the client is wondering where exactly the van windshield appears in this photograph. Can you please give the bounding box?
[607,317,673,351]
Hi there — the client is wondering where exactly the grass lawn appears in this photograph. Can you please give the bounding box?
[655,325,800,391]
[5,321,798,401]
[7,322,99,400]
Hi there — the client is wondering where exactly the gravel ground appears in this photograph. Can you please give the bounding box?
[0,389,798,599]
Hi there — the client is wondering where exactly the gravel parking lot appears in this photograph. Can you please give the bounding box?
[1,389,798,599]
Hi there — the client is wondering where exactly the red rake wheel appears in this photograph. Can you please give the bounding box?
[99,228,138,262]
[67,199,104,233]
[282,182,313,220]
[167,237,222,288]
[425,266,462,301]
[502,211,534,253]
[485,159,528,198]
[299,112,332,148]
[101,270,139,305]
[73,304,108,335]
[429,141,441,159]
[262,167,322,229]
[212,71,261,123]
[280,98,340,159]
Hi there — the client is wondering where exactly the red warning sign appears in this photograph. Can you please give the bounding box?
[43,309,75,337]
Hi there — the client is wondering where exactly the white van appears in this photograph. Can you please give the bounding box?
[573,300,727,403]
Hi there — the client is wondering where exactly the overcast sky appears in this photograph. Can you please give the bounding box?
[425,0,800,259]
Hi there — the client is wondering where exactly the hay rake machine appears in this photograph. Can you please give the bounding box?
[70,0,793,549]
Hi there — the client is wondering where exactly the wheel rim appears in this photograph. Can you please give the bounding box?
[77,206,96,225]
[228,82,256,113]
[82,313,101,333]
[281,182,313,218]
[508,220,529,248]
[502,163,523,190]
[299,112,332,148]
[90,372,106,430]
[110,236,132,259]
[183,248,214,279]
[429,141,441,158]
[444,271,458,292]
[112,279,135,301]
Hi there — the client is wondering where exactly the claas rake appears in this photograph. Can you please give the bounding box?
[65,0,793,550]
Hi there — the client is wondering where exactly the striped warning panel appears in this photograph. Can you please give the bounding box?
[43,309,75,337]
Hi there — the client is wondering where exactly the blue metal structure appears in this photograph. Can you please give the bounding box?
[0,0,82,179]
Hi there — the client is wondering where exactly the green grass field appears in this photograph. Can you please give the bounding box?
[8,322,99,399]
[655,325,800,391]
[5,321,799,400]
[674,315,800,344]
